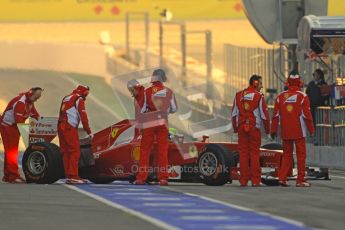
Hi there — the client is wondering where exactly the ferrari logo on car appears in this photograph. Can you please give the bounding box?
[188,145,198,158]
[111,128,119,138]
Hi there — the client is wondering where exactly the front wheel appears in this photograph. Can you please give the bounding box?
[198,144,235,186]
[22,142,64,184]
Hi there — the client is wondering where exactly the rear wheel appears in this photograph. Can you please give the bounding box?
[198,144,235,186]
[22,142,64,184]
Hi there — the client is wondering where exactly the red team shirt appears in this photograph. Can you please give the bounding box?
[232,86,270,134]
[271,86,315,139]
[1,93,39,126]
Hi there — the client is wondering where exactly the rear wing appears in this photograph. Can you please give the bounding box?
[18,117,58,148]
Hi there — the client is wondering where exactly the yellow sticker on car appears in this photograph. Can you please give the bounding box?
[111,128,119,138]
[189,145,198,158]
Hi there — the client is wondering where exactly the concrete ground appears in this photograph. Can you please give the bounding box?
[1,157,344,230]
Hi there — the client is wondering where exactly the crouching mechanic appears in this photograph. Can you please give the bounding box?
[231,75,270,186]
[135,69,177,186]
[58,85,92,184]
[0,87,43,183]
[271,71,315,187]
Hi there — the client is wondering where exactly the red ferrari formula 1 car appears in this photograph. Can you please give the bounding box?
[22,117,287,185]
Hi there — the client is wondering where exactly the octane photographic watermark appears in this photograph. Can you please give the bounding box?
[129,164,231,175]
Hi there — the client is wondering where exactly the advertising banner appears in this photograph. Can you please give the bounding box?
[0,0,246,21]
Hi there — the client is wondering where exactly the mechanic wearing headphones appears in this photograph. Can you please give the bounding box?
[134,69,177,186]
[0,87,42,183]
[271,71,315,187]
[231,75,270,187]
[58,85,92,184]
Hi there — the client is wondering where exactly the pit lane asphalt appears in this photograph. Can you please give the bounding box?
[0,161,161,230]
[1,154,344,230]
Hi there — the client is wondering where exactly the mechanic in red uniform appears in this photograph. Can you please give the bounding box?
[0,87,42,183]
[58,85,92,184]
[231,75,270,186]
[271,71,315,187]
[127,79,145,137]
[134,69,177,186]
[127,79,145,120]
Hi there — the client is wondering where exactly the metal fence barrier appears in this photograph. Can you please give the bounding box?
[125,12,149,68]
[224,44,287,105]
[314,106,345,146]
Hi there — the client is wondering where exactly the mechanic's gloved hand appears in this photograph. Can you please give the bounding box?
[270,133,277,140]
[87,134,94,140]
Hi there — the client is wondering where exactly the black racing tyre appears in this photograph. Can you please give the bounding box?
[198,144,235,186]
[22,142,64,184]
[261,143,283,150]
[88,177,115,184]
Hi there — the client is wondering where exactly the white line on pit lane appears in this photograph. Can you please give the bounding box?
[139,197,181,201]
[177,209,224,213]
[213,225,278,230]
[95,188,148,191]
[143,203,194,207]
[90,184,126,187]
[115,192,157,196]
[180,216,240,221]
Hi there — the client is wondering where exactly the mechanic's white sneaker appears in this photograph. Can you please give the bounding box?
[66,178,87,184]
[2,176,26,184]
[159,179,169,186]
[252,182,265,187]
[278,180,290,187]
[296,181,311,187]
[133,180,145,185]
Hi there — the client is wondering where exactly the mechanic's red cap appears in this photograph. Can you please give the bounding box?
[287,70,301,86]
[74,85,90,96]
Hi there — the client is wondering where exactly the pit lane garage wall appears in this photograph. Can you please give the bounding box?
[0,0,245,22]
